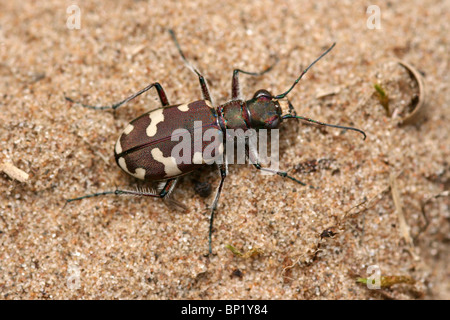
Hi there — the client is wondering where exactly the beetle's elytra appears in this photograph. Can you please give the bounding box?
[66,30,366,254]
[114,100,221,181]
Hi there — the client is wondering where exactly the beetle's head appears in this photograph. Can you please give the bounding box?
[244,44,338,131]
[245,89,282,129]
[244,43,366,140]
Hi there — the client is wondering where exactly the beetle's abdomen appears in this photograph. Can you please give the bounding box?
[114,100,223,181]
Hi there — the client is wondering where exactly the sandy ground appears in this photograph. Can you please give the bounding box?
[0,0,448,299]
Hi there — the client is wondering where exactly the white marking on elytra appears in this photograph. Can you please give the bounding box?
[192,152,203,164]
[115,137,122,154]
[177,103,189,112]
[147,109,164,137]
[115,124,135,155]
[123,123,134,135]
[151,148,182,177]
[118,157,146,180]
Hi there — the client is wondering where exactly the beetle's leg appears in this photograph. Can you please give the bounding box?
[66,178,179,203]
[287,99,298,117]
[208,162,228,254]
[231,59,278,100]
[159,178,188,211]
[157,178,179,197]
[168,29,213,104]
[65,82,170,110]
[246,143,309,186]
[252,163,308,186]
[65,189,160,203]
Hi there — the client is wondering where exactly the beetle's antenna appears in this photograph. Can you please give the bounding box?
[281,114,366,140]
[274,43,336,100]
[168,29,214,103]
[169,29,202,78]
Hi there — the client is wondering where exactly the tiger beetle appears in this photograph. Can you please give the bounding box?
[66,29,366,254]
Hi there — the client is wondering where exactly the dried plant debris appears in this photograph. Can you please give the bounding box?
[315,85,341,99]
[374,83,390,116]
[415,190,449,242]
[225,244,263,258]
[356,275,415,288]
[281,247,322,278]
[396,59,427,126]
[281,228,339,278]
[320,228,338,239]
[373,60,427,125]
[390,173,413,247]
[1,162,29,183]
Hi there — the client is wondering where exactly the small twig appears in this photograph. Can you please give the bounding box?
[0,162,29,182]
[390,173,413,246]
[390,173,420,261]
[281,252,308,276]
[357,275,415,288]
[414,190,449,242]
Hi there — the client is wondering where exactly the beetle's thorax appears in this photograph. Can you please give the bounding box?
[217,100,251,131]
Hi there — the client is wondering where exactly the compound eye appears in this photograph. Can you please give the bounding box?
[253,89,272,101]
[266,115,280,129]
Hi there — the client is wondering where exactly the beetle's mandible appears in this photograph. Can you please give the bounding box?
[66,29,366,254]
